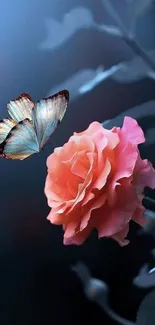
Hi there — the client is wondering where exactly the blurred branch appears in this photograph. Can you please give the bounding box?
[72,262,134,325]
[101,0,127,34]
[101,0,155,72]
[127,0,136,38]
[101,305,134,325]
[123,37,155,71]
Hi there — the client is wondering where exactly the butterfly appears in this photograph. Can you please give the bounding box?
[0,89,69,160]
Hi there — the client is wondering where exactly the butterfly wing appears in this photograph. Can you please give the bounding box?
[0,119,39,160]
[7,93,35,122]
[0,118,17,143]
[32,90,69,150]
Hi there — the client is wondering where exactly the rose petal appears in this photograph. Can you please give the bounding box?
[44,175,63,205]
[108,142,138,205]
[133,156,155,190]
[132,195,145,227]
[92,159,111,191]
[115,142,138,179]
[59,140,78,161]
[111,224,130,246]
[102,129,119,149]
[82,159,111,207]
[92,131,108,173]
[64,222,92,245]
[81,193,107,230]
[46,152,61,177]
[74,121,104,137]
[64,219,80,238]
[47,209,64,225]
[71,150,90,179]
[121,116,145,145]
[97,185,138,237]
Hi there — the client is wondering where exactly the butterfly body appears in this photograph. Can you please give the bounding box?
[0,90,69,160]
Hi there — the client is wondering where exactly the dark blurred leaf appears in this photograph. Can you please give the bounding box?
[102,101,155,130]
[72,261,109,302]
[136,289,155,324]
[78,64,124,94]
[133,263,155,288]
[47,64,124,101]
[101,0,126,32]
[40,7,95,51]
[131,0,153,19]
[47,67,104,101]
[126,0,153,37]
[112,51,155,83]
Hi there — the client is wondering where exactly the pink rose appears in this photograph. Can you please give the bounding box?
[44,117,155,246]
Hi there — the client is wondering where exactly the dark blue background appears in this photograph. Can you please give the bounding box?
[0,1,155,324]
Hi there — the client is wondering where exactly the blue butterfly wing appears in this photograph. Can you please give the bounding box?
[0,118,17,144]
[7,93,35,122]
[0,119,39,160]
[32,90,69,150]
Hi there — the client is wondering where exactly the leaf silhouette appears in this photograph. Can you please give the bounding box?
[136,289,155,325]
[79,63,124,94]
[101,0,126,32]
[131,0,153,19]
[102,101,155,132]
[40,7,95,51]
[47,64,124,102]
[46,68,104,101]
[126,0,153,37]
[111,50,155,83]
[72,261,134,325]
[133,264,155,288]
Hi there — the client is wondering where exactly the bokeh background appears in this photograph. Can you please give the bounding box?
[0,0,155,324]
